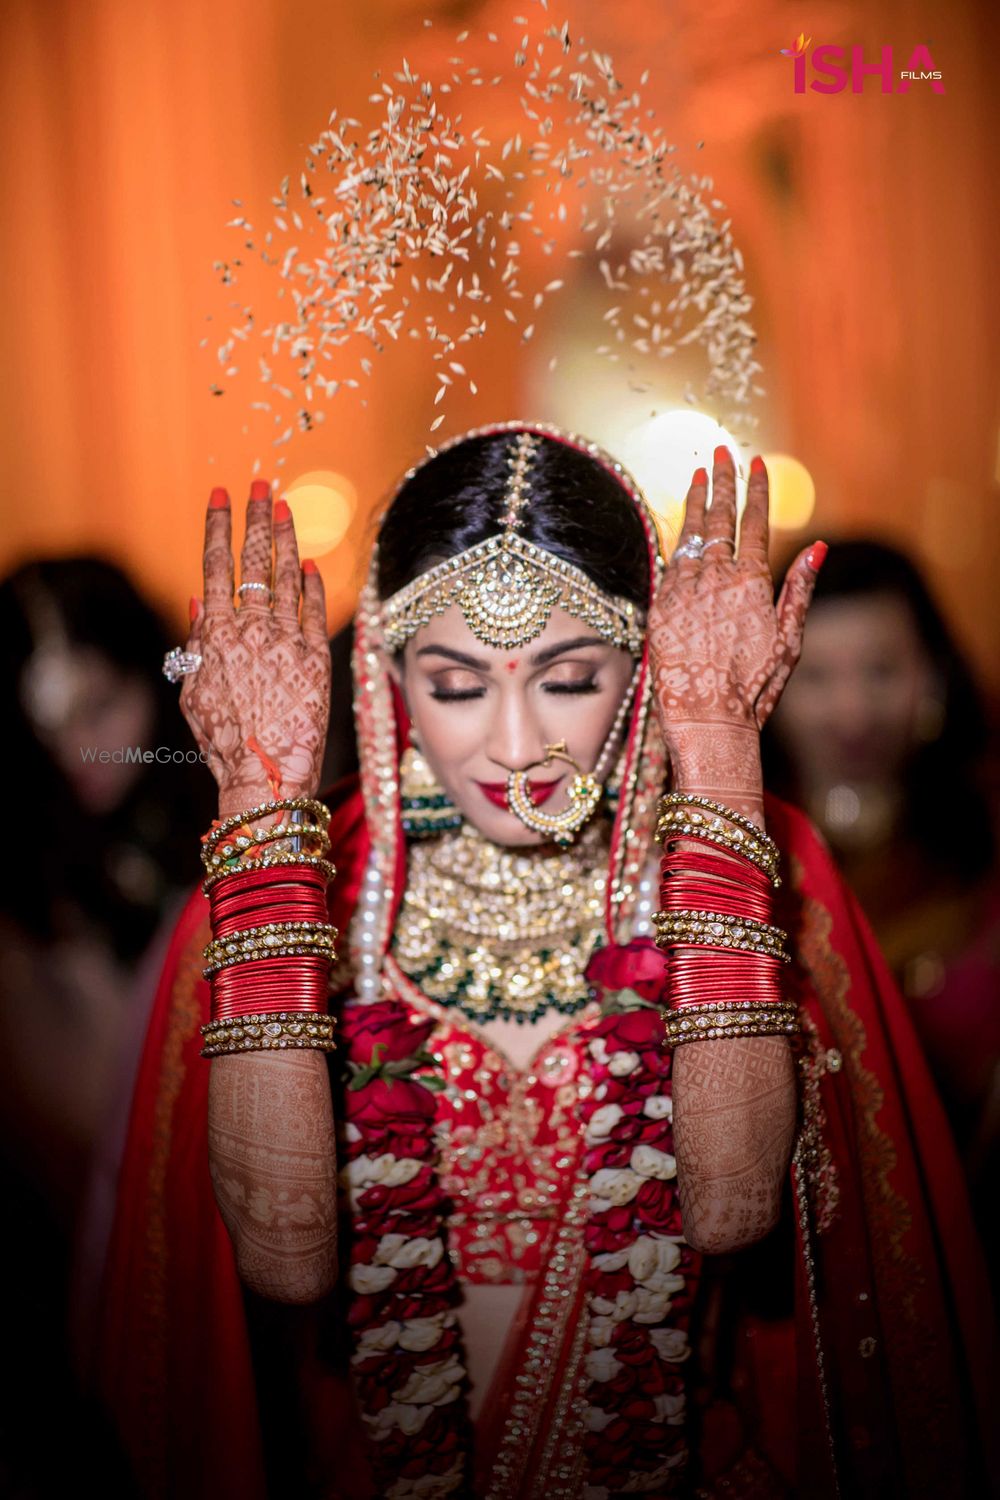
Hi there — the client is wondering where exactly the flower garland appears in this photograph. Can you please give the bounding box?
[339,999,474,1500]
[580,941,700,1498]
[338,939,700,1497]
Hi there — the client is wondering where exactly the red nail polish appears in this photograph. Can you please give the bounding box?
[209,487,229,509]
[250,479,271,502]
[714,445,730,465]
[302,559,318,575]
[273,499,291,523]
[189,596,199,623]
[806,541,828,571]
[750,455,766,475]
[692,467,708,486]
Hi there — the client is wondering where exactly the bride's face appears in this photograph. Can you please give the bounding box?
[394,603,636,847]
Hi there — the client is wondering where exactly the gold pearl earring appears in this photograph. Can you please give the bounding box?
[400,733,462,838]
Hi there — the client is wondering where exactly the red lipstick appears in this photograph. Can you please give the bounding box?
[475,777,562,810]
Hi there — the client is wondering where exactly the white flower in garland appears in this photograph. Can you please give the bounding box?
[607,1050,642,1077]
[356,1320,403,1355]
[343,1151,424,1188]
[585,1347,623,1383]
[398,1313,453,1352]
[393,1354,465,1406]
[587,1315,615,1347]
[370,1403,434,1436]
[589,1165,642,1209]
[386,1462,466,1500]
[628,1235,682,1280]
[350,1263,399,1295]
[584,1102,625,1141]
[591,1289,639,1322]
[633,1287,676,1324]
[630,1143,677,1179]
[374,1233,445,1269]
[650,1329,691,1364]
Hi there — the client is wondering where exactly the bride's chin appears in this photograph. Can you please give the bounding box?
[457,803,549,848]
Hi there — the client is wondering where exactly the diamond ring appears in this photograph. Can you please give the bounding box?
[672,534,705,562]
[162,647,203,683]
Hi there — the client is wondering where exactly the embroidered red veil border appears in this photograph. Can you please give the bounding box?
[93,425,995,1497]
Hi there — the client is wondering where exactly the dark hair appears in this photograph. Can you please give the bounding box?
[0,556,216,957]
[763,537,995,882]
[376,430,650,610]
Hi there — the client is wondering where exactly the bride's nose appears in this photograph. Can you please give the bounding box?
[484,688,547,773]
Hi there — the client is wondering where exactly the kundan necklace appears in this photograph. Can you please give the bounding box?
[390,817,609,1024]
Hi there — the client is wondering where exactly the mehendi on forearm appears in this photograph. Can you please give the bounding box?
[672,1035,796,1254]
[208,1051,338,1303]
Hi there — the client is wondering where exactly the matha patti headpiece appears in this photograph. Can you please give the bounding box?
[379,428,646,654]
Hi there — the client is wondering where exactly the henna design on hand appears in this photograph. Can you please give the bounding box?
[648,451,823,753]
[180,485,332,820]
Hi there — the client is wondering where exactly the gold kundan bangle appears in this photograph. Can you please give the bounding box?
[203,920,339,977]
[201,853,337,896]
[201,822,331,874]
[655,793,781,885]
[661,1002,799,1047]
[652,909,790,961]
[203,797,331,851]
[200,1011,338,1058]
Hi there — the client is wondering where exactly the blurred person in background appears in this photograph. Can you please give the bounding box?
[0,556,216,1495]
[763,538,1000,1258]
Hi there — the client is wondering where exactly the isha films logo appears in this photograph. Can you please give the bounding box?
[780,34,945,94]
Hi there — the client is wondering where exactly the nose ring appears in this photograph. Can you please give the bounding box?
[505,741,603,845]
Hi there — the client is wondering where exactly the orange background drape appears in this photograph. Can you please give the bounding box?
[1,0,997,685]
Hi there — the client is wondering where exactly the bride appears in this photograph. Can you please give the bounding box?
[97,423,992,1498]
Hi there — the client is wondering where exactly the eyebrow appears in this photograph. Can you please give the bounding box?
[414,635,607,671]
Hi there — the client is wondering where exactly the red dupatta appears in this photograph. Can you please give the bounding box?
[767,795,996,1498]
[94,782,372,1500]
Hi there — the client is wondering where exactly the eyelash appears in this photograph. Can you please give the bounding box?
[430,679,601,702]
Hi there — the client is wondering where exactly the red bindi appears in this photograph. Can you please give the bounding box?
[505,659,519,672]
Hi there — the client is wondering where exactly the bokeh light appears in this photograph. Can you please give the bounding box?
[280,470,356,556]
[619,410,743,548]
[759,453,816,530]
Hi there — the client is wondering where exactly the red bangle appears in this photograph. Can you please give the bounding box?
[667,948,786,1011]
[659,844,775,932]
[207,863,334,1022]
[660,846,772,886]
[658,880,772,923]
[212,955,333,1019]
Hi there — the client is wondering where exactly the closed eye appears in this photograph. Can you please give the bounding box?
[542,679,600,695]
[429,686,485,702]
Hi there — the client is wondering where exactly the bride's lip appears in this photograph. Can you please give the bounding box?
[475,777,563,809]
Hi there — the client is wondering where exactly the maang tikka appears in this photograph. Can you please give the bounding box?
[379,431,645,656]
[383,429,647,846]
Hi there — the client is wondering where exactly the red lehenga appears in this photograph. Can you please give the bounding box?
[95,439,994,1497]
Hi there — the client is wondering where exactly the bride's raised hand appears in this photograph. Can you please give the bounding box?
[180,482,332,820]
[647,448,825,809]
